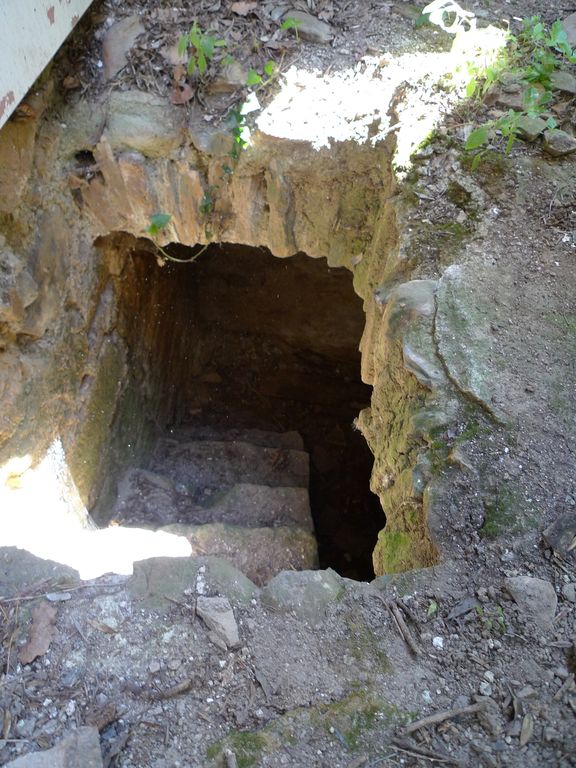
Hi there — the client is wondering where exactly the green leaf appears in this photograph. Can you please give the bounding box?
[177,35,188,57]
[415,12,431,28]
[549,20,568,48]
[281,17,301,30]
[471,151,484,171]
[146,213,172,237]
[197,49,207,74]
[465,79,477,99]
[189,23,201,48]
[427,600,438,618]
[465,126,489,150]
[546,116,557,129]
[264,60,276,77]
[148,213,172,232]
[246,69,262,86]
[202,35,216,59]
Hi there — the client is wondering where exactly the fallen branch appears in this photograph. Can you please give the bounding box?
[402,701,488,736]
[370,590,420,656]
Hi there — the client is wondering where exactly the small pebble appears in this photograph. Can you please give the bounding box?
[479,681,493,696]
[432,636,444,650]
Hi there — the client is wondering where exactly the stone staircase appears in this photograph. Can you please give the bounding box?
[111,426,318,584]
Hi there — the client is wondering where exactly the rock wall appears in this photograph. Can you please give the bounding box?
[0,83,450,576]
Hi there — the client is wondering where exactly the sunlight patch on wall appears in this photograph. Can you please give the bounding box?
[0,438,191,580]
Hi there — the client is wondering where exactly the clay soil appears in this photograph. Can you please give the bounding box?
[2,1,576,767]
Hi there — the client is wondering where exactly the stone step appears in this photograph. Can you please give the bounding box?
[112,470,314,532]
[151,440,309,493]
[166,426,304,452]
[203,484,314,531]
[161,522,318,586]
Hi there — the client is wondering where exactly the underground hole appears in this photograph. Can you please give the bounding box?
[100,239,383,581]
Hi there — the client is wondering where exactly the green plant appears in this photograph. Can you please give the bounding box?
[145,213,209,266]
[475,603,506,633]
[281,16,302,41]
[145,213,172,238]
[462,15,576,164]
[421,4,576,165]
[246,60,278,89]
[178,21,226,76]
[427,599,439,618]
[228,106,250,159]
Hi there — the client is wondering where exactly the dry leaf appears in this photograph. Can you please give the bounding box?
[170,84,194,105]
[87,619,118,635]
[14,103,37,120]
[172,64,186,82]
[231,1,258,15]
[3,707,12,739]
[19,602,57,664]
[63,75,81,90]
[85,701,117,731]
[520,713,534,747]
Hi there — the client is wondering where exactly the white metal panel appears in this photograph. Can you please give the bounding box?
[0,0,95,130]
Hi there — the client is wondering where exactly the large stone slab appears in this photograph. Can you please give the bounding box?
[166,427,304,451]
[103,90,185,157]
[129,555,258,608]
[261,569,345,625]
[112,468,180,526]
[434,263,502,419]
[5,726,102,767]
[152,440,309,491]
[199,484,314,531]
[162,523,318,586]
[0,547,79,598]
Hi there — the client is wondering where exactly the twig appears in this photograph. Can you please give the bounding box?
[397,598,419,626]
[154,677,194,700]
[370,590,420,655]
[554,673,574,702]
[389,600,420,655]
[402,701,489,736]
[0,582,125,603]
[391,739,463,766]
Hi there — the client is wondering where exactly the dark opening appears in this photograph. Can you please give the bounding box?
[117,241,383,580]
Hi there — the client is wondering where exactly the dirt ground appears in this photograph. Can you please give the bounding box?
[2,1,576,766]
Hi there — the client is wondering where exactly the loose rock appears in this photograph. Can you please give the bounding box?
[102,16,145,81]
[543,129,576,157]
[196,596,241,648]
[504,576,557,627]
[281,10,334,44]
